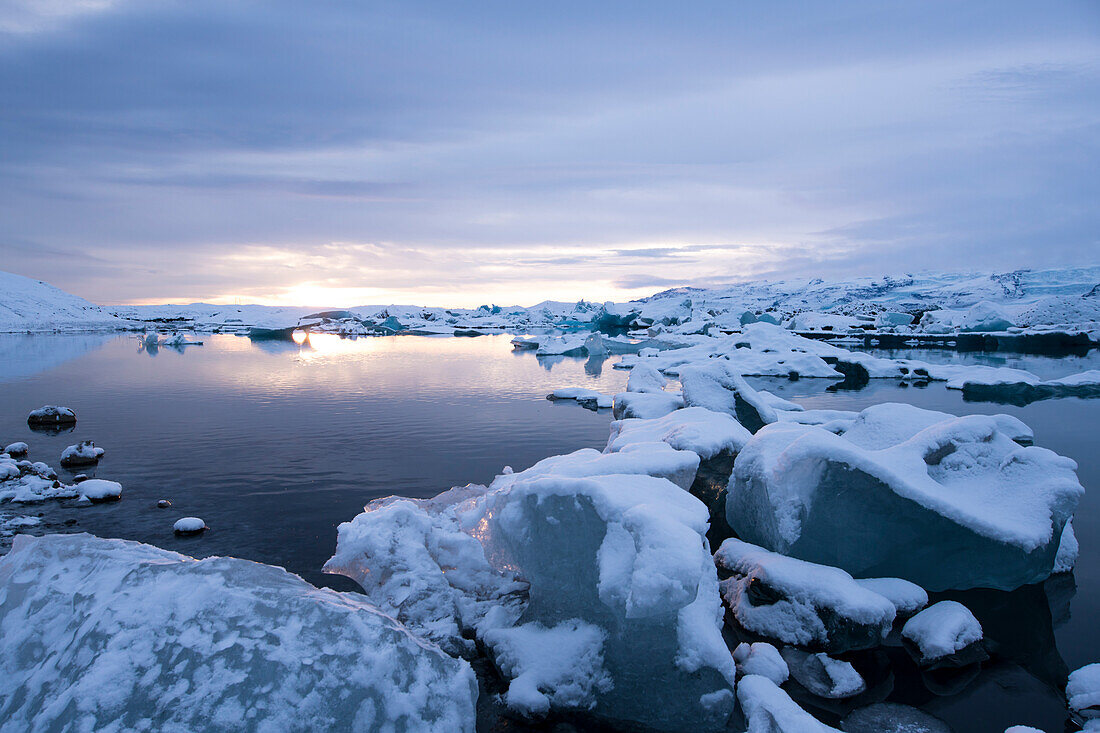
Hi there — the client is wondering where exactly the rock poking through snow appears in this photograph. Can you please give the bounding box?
[714,539,896,652]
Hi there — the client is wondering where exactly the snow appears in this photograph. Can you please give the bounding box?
[78,478,122,502]
[2,442,27,457]
[714,539,896,651]
[0,533,478,731]
[737,675,841,733]
[733,642,788,685]
[626,363,668,393]
[1069,663,1100,719]
[780,648,866,699]
[0,271,130,333]
[727,404,1083,590]
[854,578,928,618]
[489,444,700,492]
[900,601,983,662]
[7,267,1100,339]
[172,516,206,533]
[482,620,612,715]
[606,406,753,461]
[612,391,684,420]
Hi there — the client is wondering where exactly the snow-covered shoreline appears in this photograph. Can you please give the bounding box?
[4,267,1100,344]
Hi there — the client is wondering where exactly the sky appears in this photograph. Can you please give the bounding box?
[1,1,1098,307]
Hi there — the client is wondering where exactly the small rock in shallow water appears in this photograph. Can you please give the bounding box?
[781,648,866,699]
[78,479,122,504]
[840,702,950,732]
[173,517,206,535]
[901,601,986,669]
[157,499,172,508]
[59,441,105,468]
[4,442,28,458]
[73,474,89,483]
[27,405,76,427]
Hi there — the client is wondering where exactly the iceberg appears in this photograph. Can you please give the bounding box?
[0,534,478,732]
[726,404,1082,591]
[328,470,738,731]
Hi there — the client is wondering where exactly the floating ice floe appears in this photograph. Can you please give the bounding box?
[27,404,76,427]
[536,335,588,356]
[726,403,1082,591]
[59,440,105,468]
[328,469,737,731]
[714,539,896,652]
[900,601,985,668]
[0,534,477,731]
[546,387,613,409]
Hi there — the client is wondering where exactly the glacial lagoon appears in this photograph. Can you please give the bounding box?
[1,332,1098,732]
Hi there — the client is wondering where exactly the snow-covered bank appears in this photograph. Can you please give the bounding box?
[0,271,132,333]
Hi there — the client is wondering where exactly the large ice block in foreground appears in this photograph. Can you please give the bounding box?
[475,473,737,730]
[726,404,1083,591]
[329,468,738,731]
[0,533,478,732]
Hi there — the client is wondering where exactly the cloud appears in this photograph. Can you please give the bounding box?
[0,0,1098,305]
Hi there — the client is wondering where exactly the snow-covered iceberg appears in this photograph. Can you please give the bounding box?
[327,469,737,731]
[726,403,1082,591]
[0,533,478,732]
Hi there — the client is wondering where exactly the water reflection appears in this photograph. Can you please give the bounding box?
[0,333,113,383]
[0,333,1095,732]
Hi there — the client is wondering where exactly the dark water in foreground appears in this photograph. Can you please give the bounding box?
[1,333,1097,732]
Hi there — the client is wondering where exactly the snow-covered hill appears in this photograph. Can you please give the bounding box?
[0,272,131,333]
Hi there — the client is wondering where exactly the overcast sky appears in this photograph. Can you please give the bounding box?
[1,1,1098,306]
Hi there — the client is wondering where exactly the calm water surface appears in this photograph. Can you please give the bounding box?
[1,332,1097,733]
